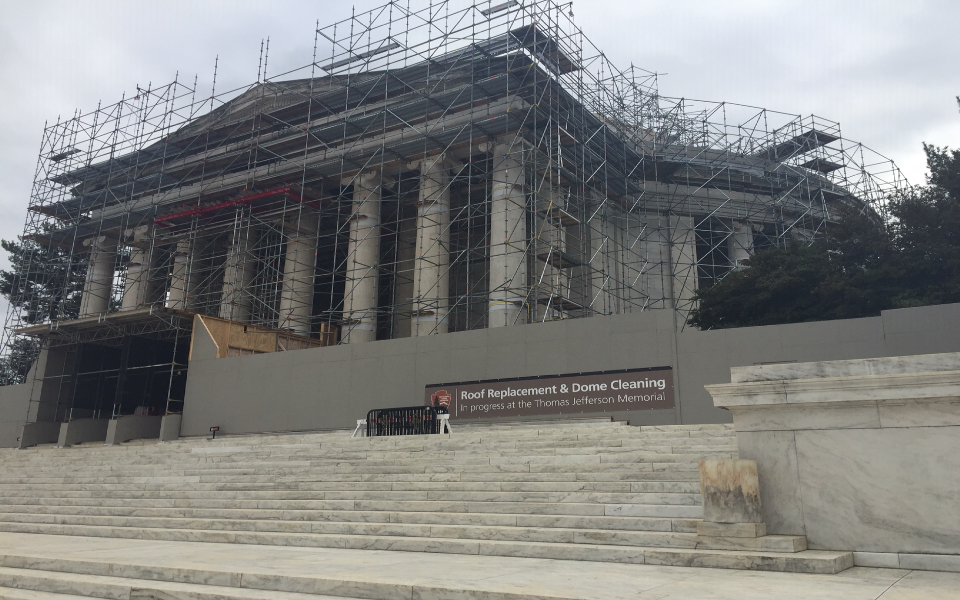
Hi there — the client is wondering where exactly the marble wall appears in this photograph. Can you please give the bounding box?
[706,353,960,568]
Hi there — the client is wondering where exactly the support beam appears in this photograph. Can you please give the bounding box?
[588,193,613,316]
[532,184,564,322]
[278,212,319,334]
[411,155,452,336]
[79,236,115,317]
[220,222,257,323]
[342,172,387,344]
[489,138,527,328]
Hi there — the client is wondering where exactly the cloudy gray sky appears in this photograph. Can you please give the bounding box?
[0,0,957,264]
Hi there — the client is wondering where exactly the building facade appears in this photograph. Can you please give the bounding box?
[0,0,907,436]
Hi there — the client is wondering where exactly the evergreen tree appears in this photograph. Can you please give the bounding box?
[0,233,86,384]
[689,142,960,330]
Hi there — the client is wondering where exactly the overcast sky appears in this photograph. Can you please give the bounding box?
[0,0,957,262]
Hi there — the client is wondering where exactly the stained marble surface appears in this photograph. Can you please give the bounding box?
[1,531,958,599]
[698,460,762,524]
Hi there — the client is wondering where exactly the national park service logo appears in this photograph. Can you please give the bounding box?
[430,389,452,409]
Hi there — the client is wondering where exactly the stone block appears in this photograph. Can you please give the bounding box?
[57,419,110,447]
[853,551,901,568]
[696,521,765,538]
[898,553,960,573]
[730,352,960,383]
[105,415,162,445]
[159,414,182,442]
[698,459,762,524]
[696,534,806,552]
[18,421,61,449]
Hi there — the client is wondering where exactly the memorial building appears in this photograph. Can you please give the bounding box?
[0,2,959,592]
[0,0,931,445]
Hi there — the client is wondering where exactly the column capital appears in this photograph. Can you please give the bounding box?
[406,153,458,173]
[81,235,112,250]
[123,225,154,247]
[349,170,395,190]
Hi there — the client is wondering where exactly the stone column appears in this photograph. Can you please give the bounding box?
[277,211,319,334]
[636,216,670,310]
[342,172,386,344]
[121,226,154,311]
[669,214,698,312]
[411,155,452,336]
[166,238,198,310]
[391,212,417,339]
[120,247,149,311]
[730,220,754,268]
[220,224,257,323]
[79,236,116,317]
[489,138,527,328]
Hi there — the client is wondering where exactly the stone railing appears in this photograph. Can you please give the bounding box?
[705,352,960,572]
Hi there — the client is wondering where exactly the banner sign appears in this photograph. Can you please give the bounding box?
[424,367,674,420]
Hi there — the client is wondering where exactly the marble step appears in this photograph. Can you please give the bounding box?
[0,465,706,481]
[1,449,730,465]
[3,452,719,464]
[0,474,703,488]
[2,445,736,463]
[0,490,702,505]
[0,449,739,468]
[0,480,702,493]
[160,424,730,442]
[4,426,733,449]
[1,487,704,498]
[1,429,735,459]
[0,453,733,471]
[1,431,737,457]
[2,442,735,461]
[0,497,704,518]
[0,513,702,548]
[0,450,738,466]
[0,463,706,480]
[0,465,722,480]
[0,472,702,486]
[1,437,735,458]
[8,433,736,448]
[0,568,356,600]
[0,585,90,600]
[0,471,704,484]
[0,505,699,532]
[0,526,851,574]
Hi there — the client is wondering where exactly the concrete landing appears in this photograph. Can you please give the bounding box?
[0,532,956,600]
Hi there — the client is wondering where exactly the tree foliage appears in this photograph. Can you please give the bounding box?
[689,143,960,330]
[0,233,86,385]
[0,236,84,325]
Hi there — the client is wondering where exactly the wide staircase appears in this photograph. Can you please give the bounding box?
[0,420,852,599]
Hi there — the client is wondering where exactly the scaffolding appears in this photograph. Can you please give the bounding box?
[1,0,907,414]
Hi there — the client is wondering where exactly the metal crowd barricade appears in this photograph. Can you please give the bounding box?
[354,406,451,437]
